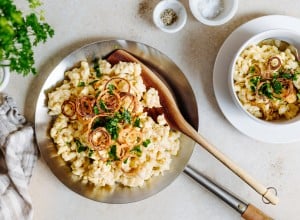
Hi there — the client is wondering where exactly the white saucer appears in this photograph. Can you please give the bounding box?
[213,15,300,144]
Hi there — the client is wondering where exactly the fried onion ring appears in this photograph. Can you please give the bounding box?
[76,96,96,118]
[88,127,111,151]
[96,90,121,113]
[104,77,131,93]
[61,99,76,118]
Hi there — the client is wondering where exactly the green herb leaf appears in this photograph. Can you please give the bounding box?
[0,0,54,76]
[249,76,261,92]
[293,73,298,81]
[248,66,256,74]
[93,59,102,78]
[77,81,85,87]
[121,109,131,124]
[88,149,94,158]
[108,145,119,161]
[142,139,151,148]
[99,100,108,111]
[272,80,282,94]
[259,82,273,98]
[105,115,120,140]
[130,145,142,157]
[133,117,141,127]
[75,139,87,153]
[108,84,116,94]
[93,105,99,114]
[282,73,293,79]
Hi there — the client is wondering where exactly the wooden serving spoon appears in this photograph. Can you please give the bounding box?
[107,49,279,205]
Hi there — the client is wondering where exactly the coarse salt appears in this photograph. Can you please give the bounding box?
[198,0,224,19]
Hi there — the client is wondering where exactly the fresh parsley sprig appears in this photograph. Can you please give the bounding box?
[0,0,54,76]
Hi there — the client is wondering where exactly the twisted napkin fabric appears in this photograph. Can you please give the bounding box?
[0,94,37,220]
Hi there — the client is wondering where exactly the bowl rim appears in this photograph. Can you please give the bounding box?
[228,28,300,126]
[189,0,238,26]
[152,0,187,33]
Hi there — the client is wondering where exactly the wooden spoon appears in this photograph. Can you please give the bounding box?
[107,49,279,205]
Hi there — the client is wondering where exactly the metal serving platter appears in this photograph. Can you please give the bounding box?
[35,40,199,203]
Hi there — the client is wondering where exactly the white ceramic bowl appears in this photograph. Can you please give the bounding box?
[229,29,300,126]
[153,0,187,33]
[189,0,238,26]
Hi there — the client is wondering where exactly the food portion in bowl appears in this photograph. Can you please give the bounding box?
[47,59,180,187]
[233,39,300,121]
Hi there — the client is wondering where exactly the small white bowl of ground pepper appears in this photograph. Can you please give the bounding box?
[153,0,187,33]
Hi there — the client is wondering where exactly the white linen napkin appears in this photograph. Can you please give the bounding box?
[0,94,37,220]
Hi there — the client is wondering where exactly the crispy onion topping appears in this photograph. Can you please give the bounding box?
[61,99,76,118]
[105,77,131,93]
[268,56,281,70]
[88,113,111,131]
[97,90,121,113]
[120,92,137,113]
[88,127,111,151]
[118,126,142,146]
[76,95,96,118]
[116,144,130,160]
[260,56,282,79]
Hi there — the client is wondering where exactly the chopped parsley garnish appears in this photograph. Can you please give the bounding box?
[123,158,128,164]
[88,149,94,158]
[99,100,108,111]
[281,72,293,79]
[93,59,102,78]
[91,109,133,140]
[248,66,256,74]
[130,145,142,157]
[77,81,85,87]
[249,76,261,92]
[105,116,120,140]
[75,139,87,153]
[259,82,273,98]
[104,110,132,139]
[142,139,151,148]
[133,117,141,127]
[271,79,282,94]
[278,69,297,80]
[108,84,116,94]
[108,145,119,161]
[121,109,131,124]
[93,105,100,114]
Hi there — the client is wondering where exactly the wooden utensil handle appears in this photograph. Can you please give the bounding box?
[188,127,279,205]
[242,204,273,220]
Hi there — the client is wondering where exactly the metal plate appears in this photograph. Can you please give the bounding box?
[35,40,199,203]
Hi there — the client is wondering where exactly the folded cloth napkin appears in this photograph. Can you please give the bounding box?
[0,94,37,220]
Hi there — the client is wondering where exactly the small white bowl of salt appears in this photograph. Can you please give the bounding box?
[189,0,238,26]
